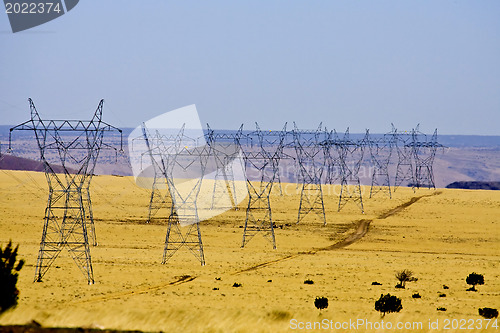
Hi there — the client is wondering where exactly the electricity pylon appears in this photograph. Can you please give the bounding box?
[9,98,122,284]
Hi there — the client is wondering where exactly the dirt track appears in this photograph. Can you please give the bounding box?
[75,275,196,305]
[233,191,442,274]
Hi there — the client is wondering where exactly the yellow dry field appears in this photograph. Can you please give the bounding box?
[0,170,499,332]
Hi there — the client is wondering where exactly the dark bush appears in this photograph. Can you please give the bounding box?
[443,285,449,289]
[304,279,314,285]
[412,293,421,299]
[479,308,498,319]
[466,273,484,291]
[232,282,242,288]
[0,240,25,314]
[314,297,328,311]
[371,281,382,286]
[439,293,446,297]
[375,294,402,317]
[395,270,417,288]
[437,307,447,311]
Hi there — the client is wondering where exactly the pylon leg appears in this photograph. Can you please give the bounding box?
[162,212,205,265]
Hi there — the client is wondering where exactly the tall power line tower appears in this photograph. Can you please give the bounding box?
[411,126,442,189]
[238,123,286,249]
[163,135,211,266]
[141,124,209,265]
[9,98,122,284]
[293,123,327,225]
[205,124,242,211]
[141,126,174,223]
[367,129,395,198]
[321,129,367,212]
[393,125,416,192]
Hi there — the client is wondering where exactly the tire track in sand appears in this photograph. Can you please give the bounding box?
[74,275,196,304]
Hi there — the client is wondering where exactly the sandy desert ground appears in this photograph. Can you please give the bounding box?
[0,170,498,332]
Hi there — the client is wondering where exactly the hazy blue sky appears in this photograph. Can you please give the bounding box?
[1,1,499,135]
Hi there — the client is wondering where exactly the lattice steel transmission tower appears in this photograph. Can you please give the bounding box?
[367,129,395,198]
[333,129,366,213]
[142,124,209,265]
[411,126,442,189]
[322,129,341,186]
[205,124,242,211]
[9,98,122,284]
[163,134,210,265]
[393,125,416,192]
[141,125,174,223]
[293,123,326,225]
[238,123,286,249]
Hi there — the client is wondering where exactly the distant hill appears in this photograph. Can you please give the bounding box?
[0,154,76,174]
[1,126,499,186]
[446,181,500,190]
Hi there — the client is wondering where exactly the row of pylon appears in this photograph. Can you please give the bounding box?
[142,122,443,263]
[7,98,443,284]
